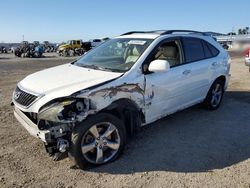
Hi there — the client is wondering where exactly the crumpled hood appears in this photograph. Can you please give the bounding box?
[19,63,123,96]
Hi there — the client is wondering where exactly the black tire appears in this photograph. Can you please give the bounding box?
[69,113,126,169]
[204,79,224,110]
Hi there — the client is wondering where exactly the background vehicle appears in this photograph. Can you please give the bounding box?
[14,42,44,58]
[13,30,230,169]
[244,47,250,72]
[89,39,103,48]
[57,40,82,54]
[0,46,8,53]
[9,46,17,53]
[222,43,229,50]
[57,40,92,56]
[42,41,56,52]
[33,41,40,46]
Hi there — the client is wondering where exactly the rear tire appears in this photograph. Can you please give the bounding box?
[69,113,126,169]
[204,79,224,110]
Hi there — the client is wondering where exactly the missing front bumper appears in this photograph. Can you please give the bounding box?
[14,106,50,142]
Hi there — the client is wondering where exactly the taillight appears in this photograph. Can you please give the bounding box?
[244,48,250,57]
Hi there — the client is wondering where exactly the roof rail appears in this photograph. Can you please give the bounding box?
[160,30,208,36]
[121,30,209,36]
[120,31,151,36]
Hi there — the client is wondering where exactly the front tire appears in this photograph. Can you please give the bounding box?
[204,79,224,110]
[69,113,126,169]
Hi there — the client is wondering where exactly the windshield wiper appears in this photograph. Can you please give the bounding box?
[80,64,122,72]
[81,64,102,70]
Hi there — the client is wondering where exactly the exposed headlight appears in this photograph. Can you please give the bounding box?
[38,98,89,123]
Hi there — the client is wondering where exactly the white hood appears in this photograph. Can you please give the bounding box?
[19,63,123,95]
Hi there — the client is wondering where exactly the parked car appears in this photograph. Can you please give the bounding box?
[244,48,250,72]
[89,39,103,48]
[222,43,229,50]
[57,40,82,54]
[43,41,56,53]
[57,40,91,56]
[33,41,40,46]
[12,30,230,169]
[14,42,44,58]
[0,46,8,53]
[9,46,18,53]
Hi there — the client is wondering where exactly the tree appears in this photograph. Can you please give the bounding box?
[238,29,242,35]
[246,27,249,34]
[238,27,249,35]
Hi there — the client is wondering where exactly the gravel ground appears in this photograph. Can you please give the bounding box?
[0,52,250,188]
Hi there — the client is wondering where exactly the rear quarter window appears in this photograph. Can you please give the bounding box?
[206,41,219,57]
[202,40,213,58]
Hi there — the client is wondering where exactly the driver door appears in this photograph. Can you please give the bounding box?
[144,38,194,123]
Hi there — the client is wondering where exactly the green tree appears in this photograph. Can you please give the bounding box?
[246,27,249,34]
[238,29,242,35]
[238,27,249,35]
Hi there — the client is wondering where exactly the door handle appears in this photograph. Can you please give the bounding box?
[212,62,217,66]
[182,70,191,75]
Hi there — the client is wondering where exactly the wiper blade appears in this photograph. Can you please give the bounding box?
[104,68,124,73]
[81,64,121,72]
[81,64,100,70]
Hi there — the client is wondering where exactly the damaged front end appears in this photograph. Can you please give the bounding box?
[38,98,91,124]
[36,97,94,159]
[14,77,146,161]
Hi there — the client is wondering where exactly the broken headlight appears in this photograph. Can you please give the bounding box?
[38,98,89,123]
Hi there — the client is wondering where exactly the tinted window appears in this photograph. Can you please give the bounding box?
[202,41,213,58]
[206,42,219,56]
[182,38,204,62]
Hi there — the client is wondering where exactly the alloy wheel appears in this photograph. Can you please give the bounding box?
[210,83,223,107]
[80,122,121,164]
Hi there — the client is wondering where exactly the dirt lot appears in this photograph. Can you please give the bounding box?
[0,53,250,188]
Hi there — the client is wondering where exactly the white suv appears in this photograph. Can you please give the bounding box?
[13,30,231,168]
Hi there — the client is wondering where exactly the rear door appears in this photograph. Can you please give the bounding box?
[180,37,217,101]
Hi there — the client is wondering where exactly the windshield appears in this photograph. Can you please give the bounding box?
[74,38,153,72]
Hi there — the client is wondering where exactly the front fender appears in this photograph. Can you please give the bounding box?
[76,82,145,121]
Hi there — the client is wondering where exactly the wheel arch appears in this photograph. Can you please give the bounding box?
[212,75,226,89]
[100,98,145,136]
[204,75,227,101]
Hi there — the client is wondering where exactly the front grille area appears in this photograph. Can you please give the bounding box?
[13,86,38,107]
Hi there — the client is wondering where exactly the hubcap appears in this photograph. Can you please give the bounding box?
[81,122,120,164]
[211,83,222,107]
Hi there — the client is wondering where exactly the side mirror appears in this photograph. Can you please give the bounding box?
[148,60,170,73]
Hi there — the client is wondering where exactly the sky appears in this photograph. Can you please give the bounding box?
[0,0,249,43]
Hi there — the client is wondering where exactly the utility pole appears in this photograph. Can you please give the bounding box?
[230,26,235,47]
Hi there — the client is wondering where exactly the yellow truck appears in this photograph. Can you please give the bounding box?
[57,40,82,54]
